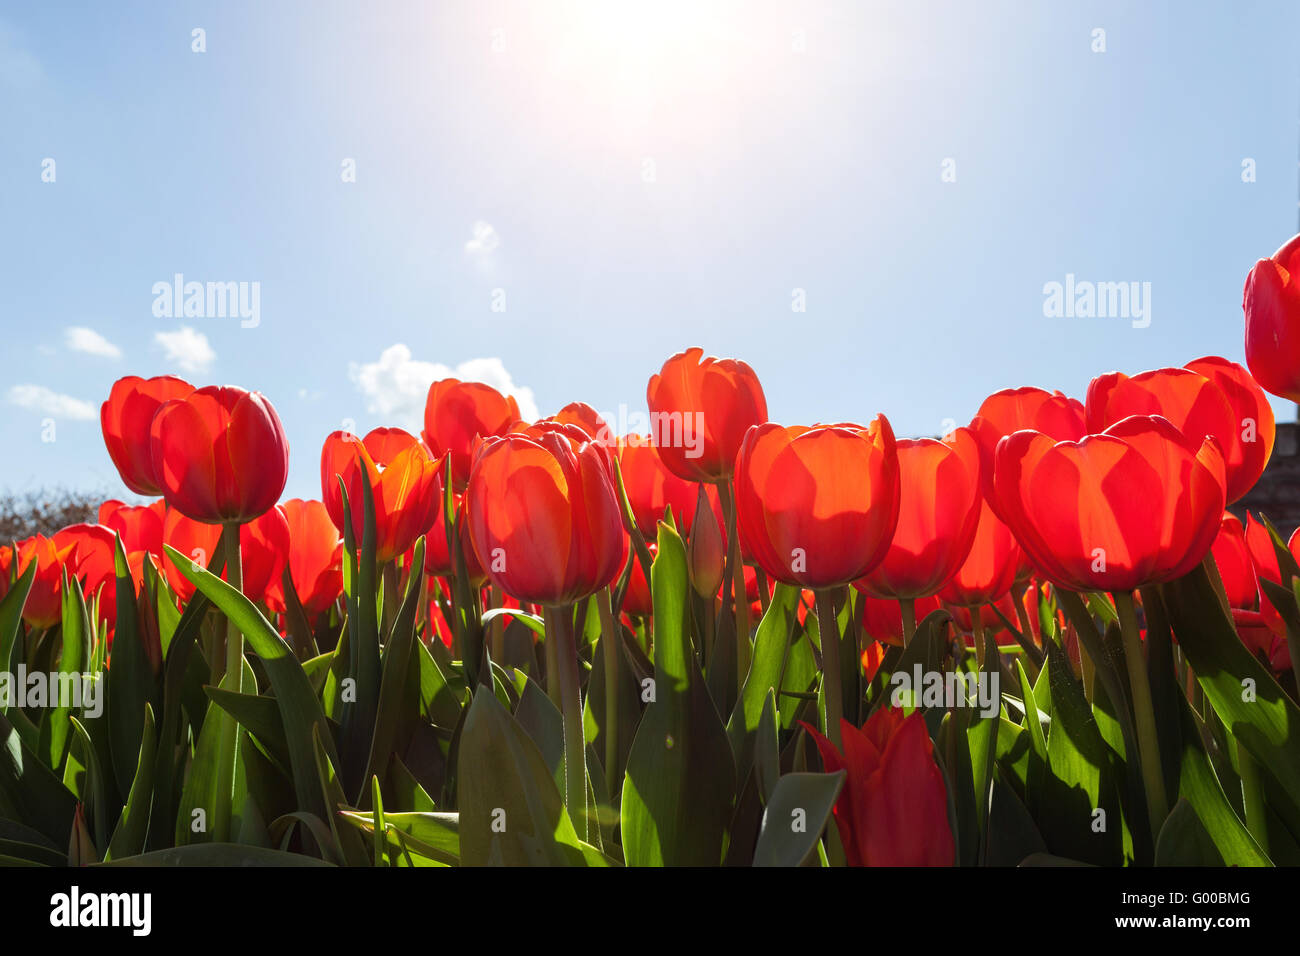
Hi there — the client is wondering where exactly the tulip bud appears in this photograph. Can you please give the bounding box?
[688,484,724,599]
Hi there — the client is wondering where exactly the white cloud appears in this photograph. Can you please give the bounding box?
[154,326,215,373]
[6,384,96,420]
[464,221,500,256]
[348,344,538,433]
[65,326,122,359]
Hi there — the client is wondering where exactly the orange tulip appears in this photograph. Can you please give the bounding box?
[465,429,623,605]
[53,524,118,632]
[1,535,74,630]
[149,385,288,524]
[968,386,1085,515]
[101,375,194,496]
[802,708,955,867]
[856,428,982,600]
[1086,361,1271,503]
[418,494,486,586]
[98,499,165,556]
[1243,233,1300,402]
[622,545,655,618]
[935,498,1022,608]
[422,378,521,490]
[545,402,614,447]
[161,506,287,604]
[994,415,1226,593]
[735,418,900,590]
[265,500,342,617]
[320,427,442,565]
[646,347,768,482]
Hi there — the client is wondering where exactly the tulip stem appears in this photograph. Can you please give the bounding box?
[900,598,917,647]
[545,604,588,835]
[1113,589,1169,835]
[816,588,844,749]
[716,481,750,681]
[489,586,505,663]
[597,587,620,798]
[214,520,245,844]
[1237,739,1270,854]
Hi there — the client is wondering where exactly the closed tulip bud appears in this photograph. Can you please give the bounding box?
[1243,234,1300,402]
[688,483,724,599]
[149,385,288,525]
[101,375,195,496]
[1210,512,1258,610]
[646,347,768,483]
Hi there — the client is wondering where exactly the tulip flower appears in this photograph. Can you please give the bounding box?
[622,544,654,619]
[161,506,287,605]
[646,347,768,483]
[802,708,955,866]
[994,415,1226,594]
[1086,362,1271,503]
[1243,233,1300,402]
[465,426,623,822]
[995,413,1226,834]
[688,484,725,600]
[857,592,941,647]
[545,401,614,447]
[856,428,982,643]
[160,508,221,602]
[101,375,194,496]
[735,418,900,590]
[53,524,118,634]
[265,499,344,618]
[936,498,1021,610]
[418,493,485,585]
[968,386,1085,515]
[736,417,899,746]
[320,427,442,566]
[98,499,165,557]
[422,378,521,490]
[149,385,288,525]
[0,535,73,630]
[1211,512,1258,610]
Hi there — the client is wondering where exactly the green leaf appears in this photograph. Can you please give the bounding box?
[457,686,605,866]
[727,583,800,779]
[752,771,844,866]
[481,607,545,637]
[0,709,77,847]
[0,558,37,684]
[97,843,333,866]
[1154,798,1225,866]
[621,523,735,866]
[1162,562,1300,819]
[108,537,158,802]
[165,544,339,824]
[104,704,156,861]
[40,574,90,771]
[338,810,460,866]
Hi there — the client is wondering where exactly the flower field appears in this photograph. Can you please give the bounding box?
[1,234,1299,869]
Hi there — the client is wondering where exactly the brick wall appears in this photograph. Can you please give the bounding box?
[1231,419,1300,538]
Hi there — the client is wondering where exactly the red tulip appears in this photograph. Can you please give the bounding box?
[98,499,165,556]
[802,708,955,867]
[101,375,194,496]
[1,535,74,630]
[935,498,1022,608]
[320,427,442,565]
[162,506,288,604]
[266,499,343,617]
[465,430,623,605]
[1211,512,1257,609]
[422,378,521,490]
[856,428,982,600]
[53,524,118,631]
[1243,233,1300,402]
[545,402,614,447]
[418,494,486,586]
[646,347,768,482]
[994,415,1226,593]
[968,387,1085,515]
[622,545,655,618]
[1086,362,1271,503]
[149,385,288,524]
[735,418,900,590]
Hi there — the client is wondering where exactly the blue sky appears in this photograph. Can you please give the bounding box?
[2,0,1298,501]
